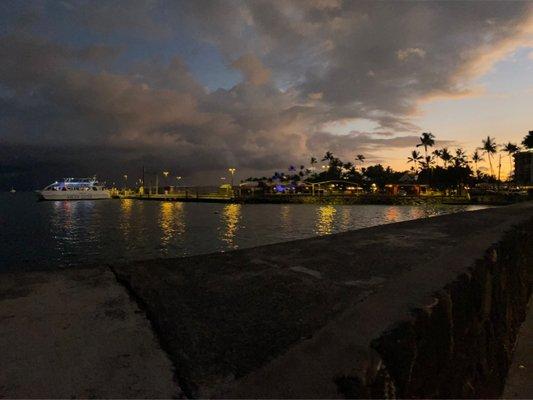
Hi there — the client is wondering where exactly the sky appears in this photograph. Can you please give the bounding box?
[1,0,533,189]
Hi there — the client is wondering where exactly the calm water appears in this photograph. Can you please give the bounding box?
[0,193,488,271]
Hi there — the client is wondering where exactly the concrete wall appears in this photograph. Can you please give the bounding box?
[365,224,532,398]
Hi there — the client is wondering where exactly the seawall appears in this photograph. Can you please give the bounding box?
[123,192,531,205]
[1,202,532,398]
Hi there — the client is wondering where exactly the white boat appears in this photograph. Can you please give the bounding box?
[39,178,110,200]
[10,188,16,193]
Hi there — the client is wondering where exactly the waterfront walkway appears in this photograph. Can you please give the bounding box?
[1,202,532,398]
[0,267,179,398]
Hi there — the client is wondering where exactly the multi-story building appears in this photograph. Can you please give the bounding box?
[514,150,533,185]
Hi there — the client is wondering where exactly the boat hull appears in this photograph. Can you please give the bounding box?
[38,191,111,201]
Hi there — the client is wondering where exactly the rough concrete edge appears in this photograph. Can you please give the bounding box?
[107,264,188,399]
[361,217,533,399]
[503,296,533,398]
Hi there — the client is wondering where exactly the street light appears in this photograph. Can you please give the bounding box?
[228,168,236,187]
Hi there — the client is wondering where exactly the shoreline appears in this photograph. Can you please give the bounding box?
[119,192,529,206]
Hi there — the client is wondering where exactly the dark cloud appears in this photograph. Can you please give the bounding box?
[306,131,455,163]
[1,1,532,189]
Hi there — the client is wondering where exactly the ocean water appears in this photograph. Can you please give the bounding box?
[0,193,488,271]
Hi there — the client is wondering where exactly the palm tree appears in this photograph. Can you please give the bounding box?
[441,148,452,168]
[453,148,468,168]
[472,150,483,177]
[407,150,423,171]
[522,130,533,149]
[322,151,334,161]
[356,154,365,164]
[416,132,435,161]
[421,155,435,170]
[481,136,498,177]
[432,149,442,167]
[502,142,520,180]
[343,162,354,171]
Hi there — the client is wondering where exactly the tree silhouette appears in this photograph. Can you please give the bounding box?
[472,150,483,177]
[407,150,423,171]
[521,131,533,149]
[441,148,452,168]
[322,151,333,161]
[481,136,498,177]
[433,149,442,167]
[502,142,520,180]
[416,132,435,161]
[453,148,468,168]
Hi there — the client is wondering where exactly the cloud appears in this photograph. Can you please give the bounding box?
[231,54,271,86]
[397,48,426,62]
[1,1,533,188]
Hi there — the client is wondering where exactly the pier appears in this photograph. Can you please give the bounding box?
[1,202,532,398]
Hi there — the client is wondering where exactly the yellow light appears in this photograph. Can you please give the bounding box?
[316,205,336,235]
[159,202,185,247]
[163,171,169,178]
[220,204,241,247]
[228,168,236,174]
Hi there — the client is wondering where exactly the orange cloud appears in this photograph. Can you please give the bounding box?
[231,54,271,86]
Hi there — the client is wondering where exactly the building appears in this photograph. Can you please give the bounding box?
[385,183,429,196]
[307,180,364,195]
[514,150,533,186]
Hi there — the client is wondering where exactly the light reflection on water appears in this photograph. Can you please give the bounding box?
[159,201,185,252]
[386,206,400,223]
[119,199,133,241]
[315,205,336,235]
[220,203,241,249]
[0,193,489,271]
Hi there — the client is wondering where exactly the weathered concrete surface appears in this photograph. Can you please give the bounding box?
[0,267,180,398]
[503,298,533,398]
[111,202,533,398]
